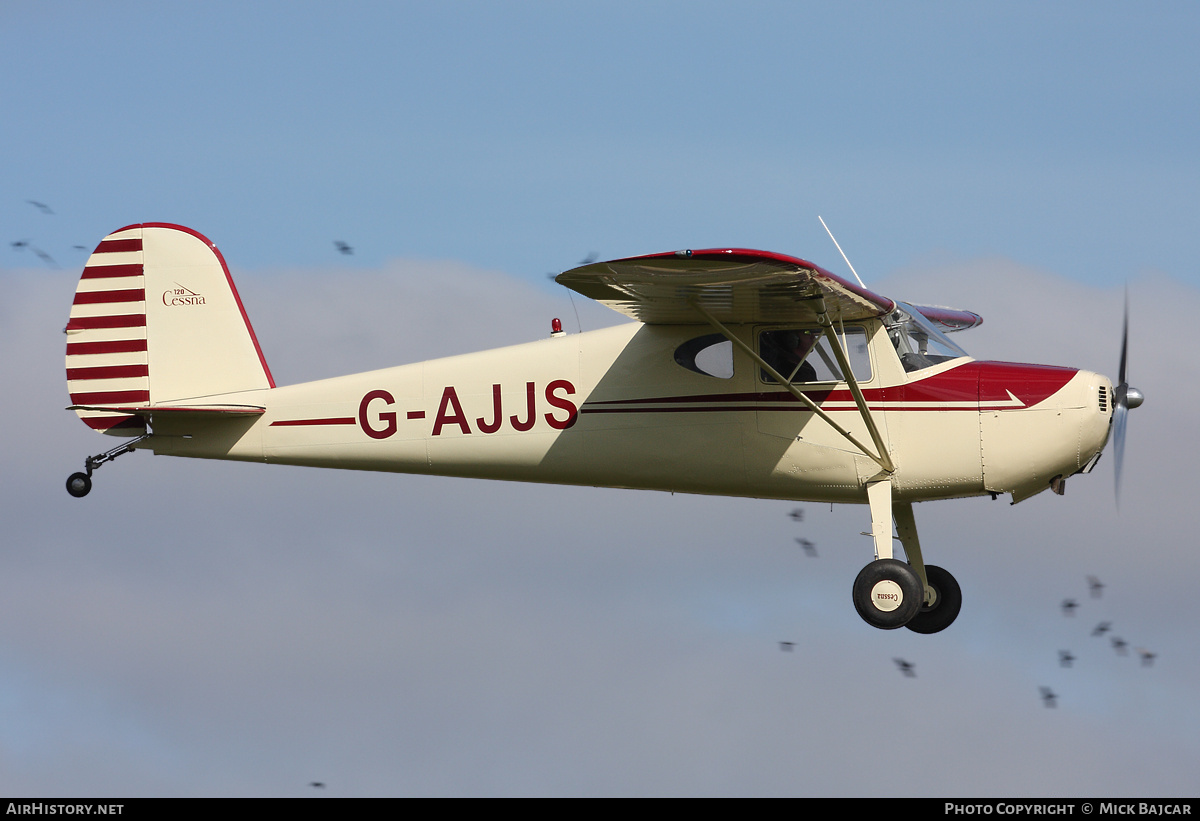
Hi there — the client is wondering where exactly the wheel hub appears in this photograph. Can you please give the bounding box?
[870,580,904,612]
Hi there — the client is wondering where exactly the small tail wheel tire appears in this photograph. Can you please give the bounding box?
[66,472,92,498]
[905,564,962,634]
[852,558,923,629]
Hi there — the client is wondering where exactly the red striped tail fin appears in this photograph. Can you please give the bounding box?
[66,224,274,435]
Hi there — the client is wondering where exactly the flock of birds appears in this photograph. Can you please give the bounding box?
[8,198,360,266]
[777,507,816,657]
[9,200,77,267]
[777,508,1157,708]
[1039,574,1157,707]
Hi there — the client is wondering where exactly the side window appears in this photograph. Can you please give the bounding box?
[759,327,871,384]
[674,334,734,379]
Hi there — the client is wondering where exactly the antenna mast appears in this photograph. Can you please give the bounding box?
[818,216,866,288]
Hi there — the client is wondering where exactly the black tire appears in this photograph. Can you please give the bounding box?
[906,564,962,634]
[852,558,923,629]
[66,472,92,498]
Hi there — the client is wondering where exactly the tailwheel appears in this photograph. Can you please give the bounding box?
[852,558,923,630]
[64,433,151,498]
[66,472,92,498]
[905,564,962,634]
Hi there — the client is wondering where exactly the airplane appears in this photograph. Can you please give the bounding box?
[61,223,1143,634]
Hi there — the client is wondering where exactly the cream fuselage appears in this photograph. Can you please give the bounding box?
[149,319,1113,505]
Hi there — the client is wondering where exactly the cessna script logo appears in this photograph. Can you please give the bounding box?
[162,284,205,306]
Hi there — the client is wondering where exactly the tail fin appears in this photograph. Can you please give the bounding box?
[66,223,274,435]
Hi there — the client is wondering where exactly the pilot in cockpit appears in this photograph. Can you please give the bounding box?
[761,329,819,383]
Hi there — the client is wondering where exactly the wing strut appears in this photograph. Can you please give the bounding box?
[689,300,894,474]
[814,300,894,473]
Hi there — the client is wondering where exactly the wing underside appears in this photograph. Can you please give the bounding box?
[555,249,896,325]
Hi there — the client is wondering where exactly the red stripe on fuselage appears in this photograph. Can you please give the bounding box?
[579,361,1078,413]
[268,418,356,427]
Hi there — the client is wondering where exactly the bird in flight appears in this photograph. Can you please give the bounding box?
[894,658,916,678]
[10,239,56,267]
[795,537,817,557]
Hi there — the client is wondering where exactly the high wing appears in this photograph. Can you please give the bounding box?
[555,249,895,325]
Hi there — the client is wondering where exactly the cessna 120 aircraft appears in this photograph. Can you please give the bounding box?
[62,223,1142,633]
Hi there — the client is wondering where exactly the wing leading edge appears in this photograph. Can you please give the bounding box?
[556,249,896,326]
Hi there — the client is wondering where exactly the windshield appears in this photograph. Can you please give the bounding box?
[886,303,969,373]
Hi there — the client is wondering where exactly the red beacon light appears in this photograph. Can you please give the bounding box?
[551,317,565,337]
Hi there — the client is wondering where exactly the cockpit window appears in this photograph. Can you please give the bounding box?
[759,326,871,384]
[886,303,969,373]
[674,334,734,379]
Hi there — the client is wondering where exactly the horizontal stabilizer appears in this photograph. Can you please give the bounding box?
[67,404,265,417]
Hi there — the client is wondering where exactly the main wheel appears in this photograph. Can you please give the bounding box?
[905,564,962,634]
[852,558,923,629]
[66,472,92,498]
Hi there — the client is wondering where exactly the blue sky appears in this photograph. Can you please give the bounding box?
[3,1,1198,797]
[5,2,1198,284]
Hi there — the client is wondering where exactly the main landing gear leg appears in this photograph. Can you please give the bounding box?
[894,501,961,634]
[853,480,923,629]
[65,433,151,498]
[852,484,962,632]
